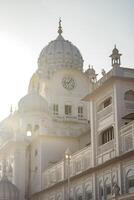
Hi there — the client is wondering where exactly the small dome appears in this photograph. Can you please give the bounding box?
[0,176,19,200]
[112,45,119,54]
[18,91,48,113]
[38,34,83,73]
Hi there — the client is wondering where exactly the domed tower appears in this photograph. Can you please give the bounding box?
[14,21,92,196]
[37,19,83,78]
[18,91,48,113]
[27,20,91,138]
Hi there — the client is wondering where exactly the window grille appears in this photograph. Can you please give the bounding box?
[78,106,83,119]
[101,127,114,145]
[65,105,72,115]
[53,104,58,115]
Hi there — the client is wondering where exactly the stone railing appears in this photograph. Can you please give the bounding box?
[43,145,92,189]
[97,104,113,122]
[43,161,64,189]
[52,114,88,123]
[93,67,134,93]
[97,140,115,155]
[120,121,134,153]
[69,145,92,176]
[93,69,113,90]
[97,140,116,165]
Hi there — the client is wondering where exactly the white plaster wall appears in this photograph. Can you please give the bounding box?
[42,68,90,99]
[39,136,79,171]
[79,133,91,149]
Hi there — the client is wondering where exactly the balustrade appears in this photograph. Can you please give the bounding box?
[97,104,113,122]
[52,114,88,123]
[43,145,92,189]
[120,121,134,153]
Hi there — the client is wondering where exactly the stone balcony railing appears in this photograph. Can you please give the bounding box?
[93,66,134,92]
[120,120,134,153]
[51,114,88,124]
[97,140,116,165]
[93,69,113,90]
[97,140,115,155]
[43,161,64,189]
[97,104,113,122]
[42,145,92,189]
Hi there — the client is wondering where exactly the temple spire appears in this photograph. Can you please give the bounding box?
[58,18,63,35]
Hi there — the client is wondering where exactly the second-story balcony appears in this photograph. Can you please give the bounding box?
[120,120,134,153]
[97,139,116,165]
[97,104,113,122]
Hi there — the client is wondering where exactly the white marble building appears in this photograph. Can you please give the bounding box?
[0,21,134,200]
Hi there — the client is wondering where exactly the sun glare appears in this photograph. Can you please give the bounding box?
[0,32,33,120]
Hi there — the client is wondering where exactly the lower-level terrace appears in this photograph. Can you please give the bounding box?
[31,150,134,200]
[31,120,134,199]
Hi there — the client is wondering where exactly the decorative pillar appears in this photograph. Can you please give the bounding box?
[13,143,27,200]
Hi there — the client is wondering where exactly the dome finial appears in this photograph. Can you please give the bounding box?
[58,18,63,35]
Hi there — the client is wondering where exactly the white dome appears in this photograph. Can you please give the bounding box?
[0,176,19,200]
[38,34,83,73]
[18,91,48,113]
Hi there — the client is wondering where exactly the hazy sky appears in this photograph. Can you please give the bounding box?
[0,0,134,120]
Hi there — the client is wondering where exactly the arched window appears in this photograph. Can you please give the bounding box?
[65,105,72,115]
[126,169,134,193]
[99,183,104,200]
[98,178,112,199]
[100,126,114,145]
[85,192,92,200]
[69,189,74,200]
[104,177,111,198]
[124,90,134,101]
[56,193,62,200]
[76,188,83,200]
[85,185,92,200]
[105,185,111,196]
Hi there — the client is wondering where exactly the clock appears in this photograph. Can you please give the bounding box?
[62,76,75,90]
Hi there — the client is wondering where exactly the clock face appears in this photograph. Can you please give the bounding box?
[62,76,75,90]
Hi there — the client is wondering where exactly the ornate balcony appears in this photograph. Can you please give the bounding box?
[93,69,113,90]
[42,145,92,189]
[97,104,113,122]
[120,120,134,153]
[97,140,116,165]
